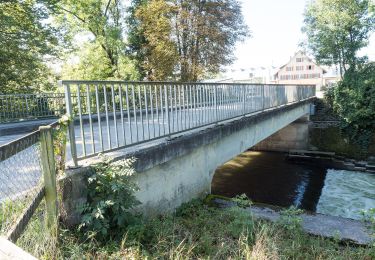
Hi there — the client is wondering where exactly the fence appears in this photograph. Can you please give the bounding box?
[0,93,66,123]
[0,122,60,247]
[61,81,316,165]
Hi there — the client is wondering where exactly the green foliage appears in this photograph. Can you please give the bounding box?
[60,42,140,80]
[232,193,253,208]
[57,0,140,80]
[54,200,375,259]
[332,63,375,152]
[135,0,178,80]
[278,206,304,231]
[126,0,149,80]
[173,0,250,81]
[0,0,59,93]
[52,115,70,174]
[361,208,375,230]
[78,156,140,240]
[129,0,250,81]
[303,0,375,76]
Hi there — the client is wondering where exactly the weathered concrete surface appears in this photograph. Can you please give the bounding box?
[61,99,313,223]
[215,199,373,245]
[253,116,310,152]
[0,237,38,260]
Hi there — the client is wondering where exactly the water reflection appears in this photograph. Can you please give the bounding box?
[211,151,327,212]
[211,151,375,219]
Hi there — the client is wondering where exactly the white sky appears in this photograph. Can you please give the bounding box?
[230,0,375,69]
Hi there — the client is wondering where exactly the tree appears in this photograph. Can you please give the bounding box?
[173,0,249,81]
[61,42,140,80]
[303,0,375,77]
[58,0,137,79]
[136,0,178,80]
[332,63,375,151]
[0,0,59,93]
[126,0,149,80]
[131,0,249,81]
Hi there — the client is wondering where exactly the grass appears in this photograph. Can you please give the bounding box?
[19,199,375,259]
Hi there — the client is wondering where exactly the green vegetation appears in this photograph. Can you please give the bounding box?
[304,0,375,155]
[0,0,249,92]
[17,199,375,259]
[78,157,140,240]
[303,0,374,77]
[0,0,60,93]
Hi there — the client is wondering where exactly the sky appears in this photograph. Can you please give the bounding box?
[230,0,375,69]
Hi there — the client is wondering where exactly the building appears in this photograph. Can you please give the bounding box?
[205,66,278,84]
[274,51,340,96]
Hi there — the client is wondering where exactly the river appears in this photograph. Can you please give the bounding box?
[211,151,375,220]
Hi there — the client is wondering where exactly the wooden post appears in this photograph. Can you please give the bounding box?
[39,126,58,236]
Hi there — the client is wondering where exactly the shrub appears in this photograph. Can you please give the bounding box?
[277,206,304,231]
[78,156,140,240]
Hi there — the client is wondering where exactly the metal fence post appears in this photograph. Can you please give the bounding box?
[261,84,265,111]
[214,85,218,122]
[242,85,246,115]
[164,84,171,138]
[39,125,58,236]
[62,82,78,166]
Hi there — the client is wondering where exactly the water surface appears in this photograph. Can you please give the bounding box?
[211,151,375,220]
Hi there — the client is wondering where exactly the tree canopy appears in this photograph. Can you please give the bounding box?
[0,0,59,93]
[130,0,250,81]
[303,0,375,77]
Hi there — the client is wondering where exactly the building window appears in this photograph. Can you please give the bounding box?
[296,65,304,71]
[286,66,293,71]
[307,65,314,70]
[296,58,303,62]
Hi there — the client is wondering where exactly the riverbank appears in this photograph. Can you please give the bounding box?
[20,199,375,259]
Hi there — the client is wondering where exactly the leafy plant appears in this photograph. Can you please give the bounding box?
[278,206,304,231]
[232,194,252,208]
[78,156,140,240]
[361,208,375,232]
[53,115,70,174]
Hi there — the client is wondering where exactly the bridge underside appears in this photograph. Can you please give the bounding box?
[61,99,313,224]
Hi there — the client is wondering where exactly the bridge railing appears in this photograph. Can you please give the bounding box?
[61,81,315,165]
[0,93,66,123]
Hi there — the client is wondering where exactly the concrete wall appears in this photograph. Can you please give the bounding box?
[61,100,313,225]
[252,116,310,152]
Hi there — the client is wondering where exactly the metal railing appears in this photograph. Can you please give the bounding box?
[0,93,66,123]
[0,122,59,243]
[61,81,315,165]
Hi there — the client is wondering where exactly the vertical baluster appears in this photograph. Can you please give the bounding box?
[76,84,86,157]
[125,83,132,144]
[154,85,160,137]
[159,85,165,135]
[149,85,155,139]
[111,84,119,147]
[164,84,171,136]
[131,84,139,142]
[137,84,144,141]
[95,84,104,152]
[103,84,112,149]
[178,85,182,130]
[144,84,150,140]
[86,84,95,154]
[174,84,178,132]
[118,84,126,146]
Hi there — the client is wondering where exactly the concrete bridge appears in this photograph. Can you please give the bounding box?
[61,94,314,224]
[0,81,315,221]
